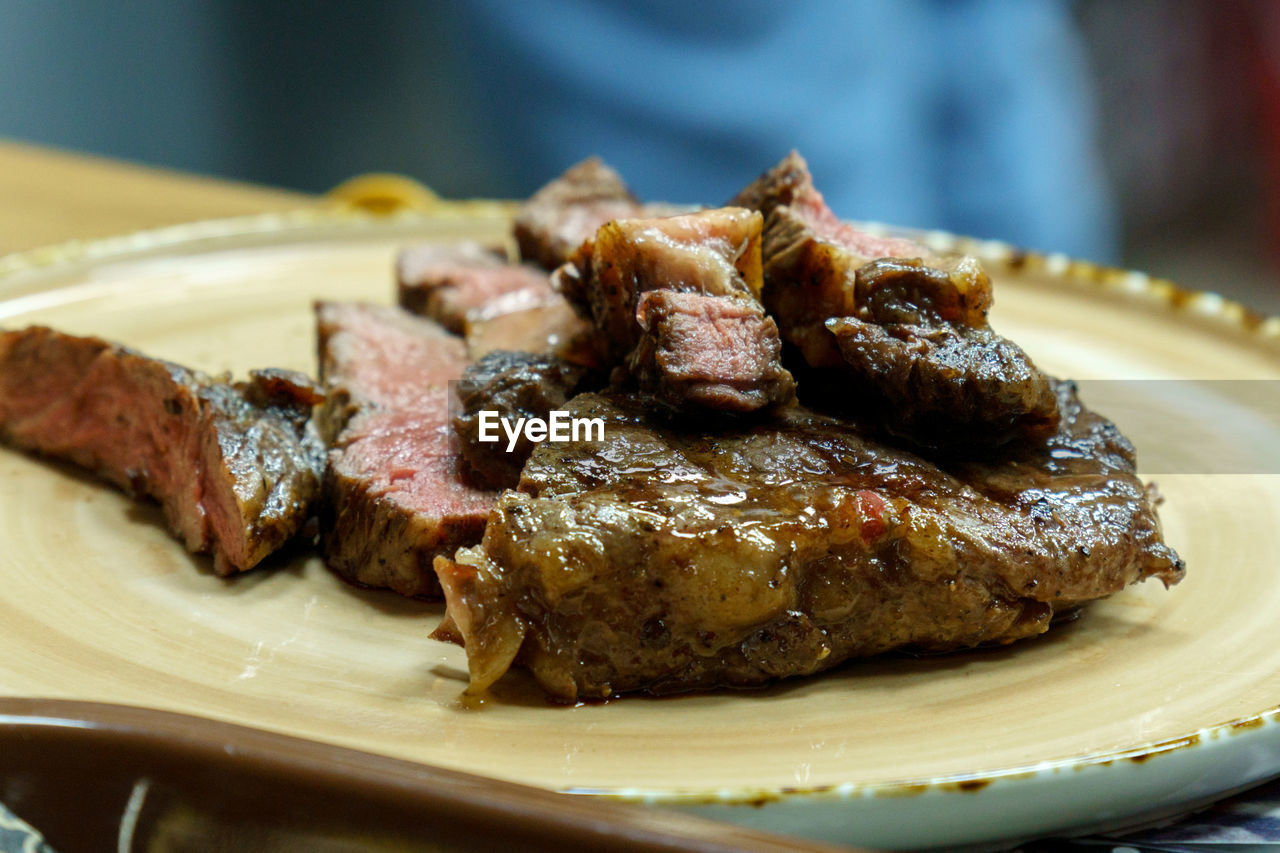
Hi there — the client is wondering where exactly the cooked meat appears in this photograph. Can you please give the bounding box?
[553,206,794,413]
[397,242,601,367]
[629,291,795,414]
[827,257,1059,450]
[396,242,550,335]
[434,383,1182,701]
[0,326,324,575]
[735,151,1057,447]
[514,157,691,270]
[316,302,496,597]
[461,282,600,366]
[452,351,591,489]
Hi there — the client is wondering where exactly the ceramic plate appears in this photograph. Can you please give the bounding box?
[2,208,1279,850]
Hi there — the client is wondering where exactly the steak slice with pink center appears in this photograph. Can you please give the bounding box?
[316,302,496,597]
[0,326,324,575]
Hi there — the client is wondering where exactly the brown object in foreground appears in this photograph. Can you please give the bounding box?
[434,384,1183,701]
[316,302,495,597]
[735,152,1058,447]
[554,206,794,413]
[0,698,850,853]
[0,326,324,574]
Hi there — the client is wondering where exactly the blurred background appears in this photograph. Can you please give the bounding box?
[1,1,1276,310]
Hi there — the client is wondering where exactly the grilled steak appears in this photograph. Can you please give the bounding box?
[554,207,795,413]
[630,291,794,414]
[397,242,598,365]
[396,241,541,335]
[453,351,592,489]
[316,302,496,597]
[0,326,324,575]
[434,383,1183,701]
[827,257,1059,449]
[514,157,690,271]
[734,152,1057,447]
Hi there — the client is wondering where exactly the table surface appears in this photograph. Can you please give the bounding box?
[0,139,317,255]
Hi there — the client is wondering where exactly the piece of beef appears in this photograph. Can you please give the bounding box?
[553,206,794,413]
[316,302,496,597]
[396,242,549,335]
[734,152,1057,448]
[629,291,795,414]
[397,243,601,366]
[433,384,1182,701]
[826,257,1059,449]
[460,283,601,366]
[452,351,591,489]
[0,326,324,575]
[514,157,691,271]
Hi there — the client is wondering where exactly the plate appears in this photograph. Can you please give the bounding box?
[2,208,1280,850]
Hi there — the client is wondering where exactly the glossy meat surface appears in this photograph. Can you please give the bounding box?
[554,206,793,413]
[435,384,1183,700]
[452,350,590,490]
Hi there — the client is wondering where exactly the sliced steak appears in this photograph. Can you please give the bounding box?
[396,242,545,335]
[316,302,496,597]
[735,152,1057,447]
[629,291,794,414]
[434,384,1182,701]
[0,326,324,575]
[514,157,691,271]
[554,206,794,413]
[452,351,591,489]
[397,243,600,366]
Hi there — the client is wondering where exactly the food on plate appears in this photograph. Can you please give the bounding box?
[433,382,1182,701]
[430,152,1184,699]
[734,151,1058,449]
[0,326,324,574]
[316,302,496,597]
[0,149,1185,703]
[554,206,795,413]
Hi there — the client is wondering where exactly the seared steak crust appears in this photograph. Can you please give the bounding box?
[453,350,590,490]
[317,302,495,597]
[737,153,1057,447]
[435,384,1182,701]
[826,257,1059,449]
[0,326,324,575]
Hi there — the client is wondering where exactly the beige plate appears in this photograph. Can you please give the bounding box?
[2,209,1280,850]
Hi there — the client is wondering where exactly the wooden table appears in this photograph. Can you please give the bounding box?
[0,140,317,255]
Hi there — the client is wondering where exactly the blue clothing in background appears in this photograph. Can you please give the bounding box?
[0,1,1117,261]
[457,0,1117,260]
